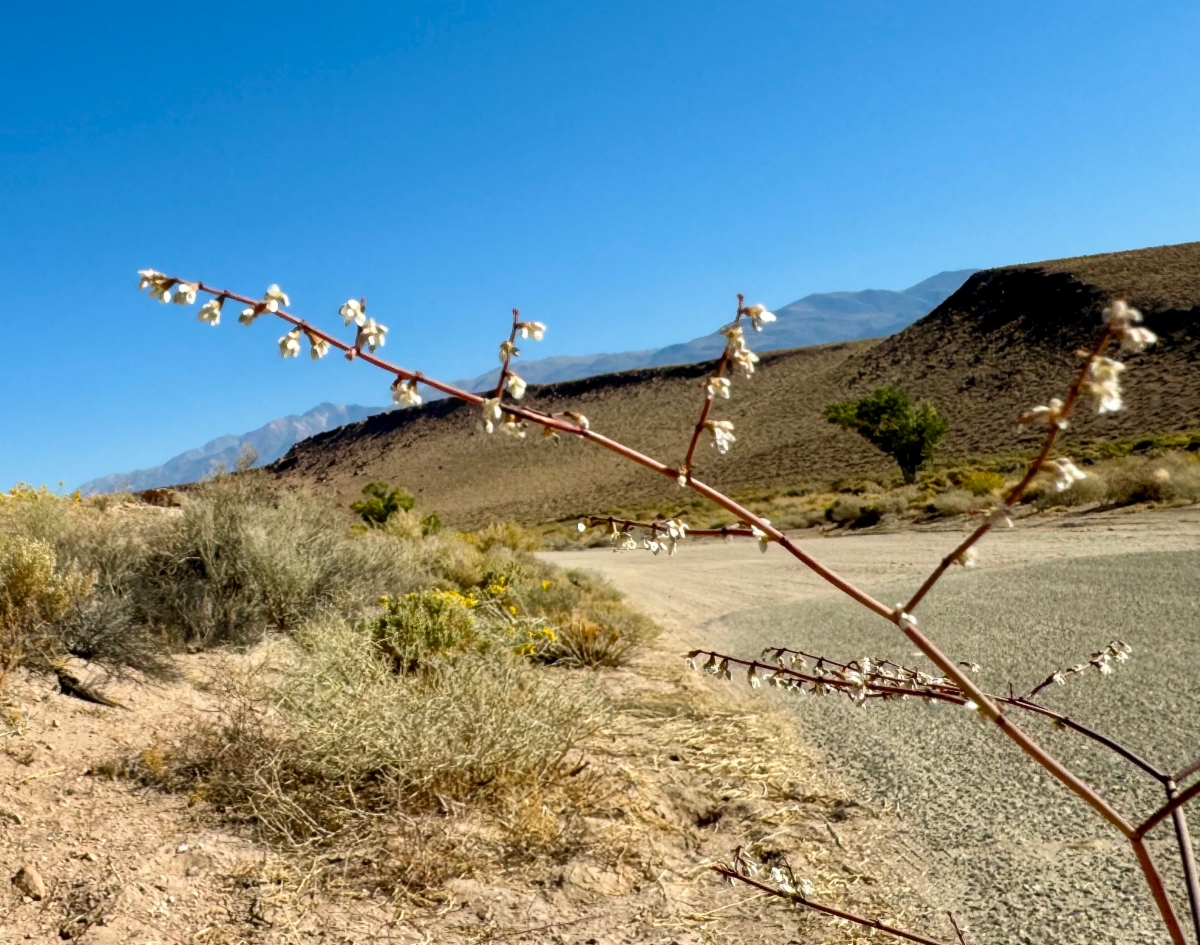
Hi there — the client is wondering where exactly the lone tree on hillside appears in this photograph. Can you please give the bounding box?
[350,481,416,526]
[824,387,949,484]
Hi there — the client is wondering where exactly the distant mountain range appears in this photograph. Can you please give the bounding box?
[78,269,976,494]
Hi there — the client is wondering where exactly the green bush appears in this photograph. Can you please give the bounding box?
[961,470,1006,496]
[371,588,482,672]
[825,388,949,484]
[350,481,415,527]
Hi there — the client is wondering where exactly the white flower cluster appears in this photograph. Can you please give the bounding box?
[1104,299,1157,354]
[391,377,422,407]
[1048,640,1132,688]
[600,519,689,556]
[137,269,176,302]
[720,324,761,378]
[705,419,736,454]
[479,397,525,437]
[743,303,776,332]
[749,519,772,553]
[336,298,388,353]
[1045,457,1087,492]
[1019,397,1067,430]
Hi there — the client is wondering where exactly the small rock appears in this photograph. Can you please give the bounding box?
[12,864,46,900]
[176,843,188,854]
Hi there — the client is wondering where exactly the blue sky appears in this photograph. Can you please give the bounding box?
[2,1,1197,490]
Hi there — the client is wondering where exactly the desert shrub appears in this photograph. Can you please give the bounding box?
[151,620,605,865]
[1098,454,1200,507]
[1031,467,1109,509]
[825,491,902,527]
[469,520,543,552]
[537,600,657,667]
[0,533,94,676]
[825,387,949,484]
[928,489,988,517]
[370,588,482,671]
[961,470,1006,496]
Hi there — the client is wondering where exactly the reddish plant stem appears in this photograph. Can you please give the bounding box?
[1176,756,1200,787]
[1166,780,1200,944]
[170,277,1185,941]
[710,867,945,945]
[680,295,742,480]
[580,515,753,538]
[493,308,521,401]
[1140,781,1200,840]
[693,650,1184,943]
[904,329,1114,615]
[947,911,968,945]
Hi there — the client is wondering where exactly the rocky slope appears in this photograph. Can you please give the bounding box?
[270,242,1200,528]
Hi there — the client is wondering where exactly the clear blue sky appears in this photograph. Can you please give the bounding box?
[2,1,1197,490]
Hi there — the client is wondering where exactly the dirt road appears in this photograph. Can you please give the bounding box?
[543,506,1200,944]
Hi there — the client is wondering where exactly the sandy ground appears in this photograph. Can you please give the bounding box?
[0,629,943,943]
[542,505,1200,944]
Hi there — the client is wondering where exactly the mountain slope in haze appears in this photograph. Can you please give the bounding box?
[78,403,381,495]
[79,270,974,494]
[270,243,1200,529]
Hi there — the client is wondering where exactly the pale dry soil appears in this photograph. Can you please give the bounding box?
[543,504,1200,944]
[0,624,942,941]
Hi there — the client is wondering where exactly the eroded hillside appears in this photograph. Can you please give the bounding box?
[272,242,1200,527]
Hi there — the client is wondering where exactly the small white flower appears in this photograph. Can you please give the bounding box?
[720,324,760,377]
[797,877,814,898]
[577,521,587,533]
[137,269,166,291]
[480,397,503,433]
[391,377,422,407]
[1103,299,1142,331]
[304,331,330,359]
[1083,356,1126,415]
[743,303,776,331]
[262,284,290,313]
[677,471,688,488]
[198,297,223,325]
[499,416,526,438]
[896,609,918,632]
[707,376,731,399]
[705,419,736,454]
[1019,397,1067,429]
[360,318,387,352]
[563,411,590,431]
[517,321,545,341]
[1051,671,1066,686]
[1045,457,1086,492]
[750,519,772,553]
[278,327,302,358]
[506,373,527,400]
[173,282,197,305]
[138,269,174,302]
[953,546,978,568]
[499,339,520,363]
[340,298,367,327]
[239,307,260,325]
[1120,326,1157,354]
[963,699,980,714]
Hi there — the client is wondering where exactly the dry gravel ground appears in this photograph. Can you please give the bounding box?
[0,635,942,943]
[543,504,1200,944]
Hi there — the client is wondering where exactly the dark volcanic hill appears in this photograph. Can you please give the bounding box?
[272,242,1200,527]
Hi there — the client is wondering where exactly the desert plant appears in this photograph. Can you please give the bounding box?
[136,271,1197,942]
[960,469,1006,496]
[144,618,605,878]
[350,481,415,526]
[824,387,949,484]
